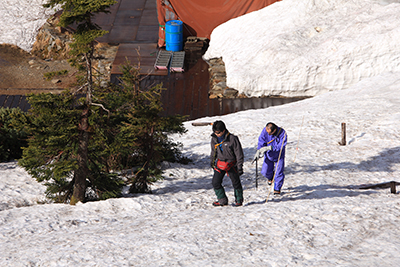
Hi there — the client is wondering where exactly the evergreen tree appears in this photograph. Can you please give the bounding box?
[38,0,117,204]
[16,1,188,202]
[17,92,123,203]
[0,108,28,162]
[107,63,188,193]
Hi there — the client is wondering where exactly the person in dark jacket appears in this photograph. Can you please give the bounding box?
[254,122,287,194]
[210,120,244,206]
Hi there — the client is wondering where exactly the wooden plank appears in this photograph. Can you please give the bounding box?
[0,95,7,106]
[119,0,146,10]
[106,25,139,43]
[114,10,142,26]
[20,96,30,112]
[3,95,13,108]
[136,26,159,42]
[10,95,19,108]
[145,0,157,9]
[111,43,165,76]
[339,122,346,145]
[140,10,159,26]
[196,60,211,118]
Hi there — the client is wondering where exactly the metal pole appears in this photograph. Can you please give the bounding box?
[255,158,258,189]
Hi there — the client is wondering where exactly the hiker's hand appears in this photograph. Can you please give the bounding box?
[252,150,260,162]
[238,169,244,176]
[259,145,272,155]
[254,146,272,160]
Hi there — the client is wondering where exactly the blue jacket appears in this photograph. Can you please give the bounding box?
[257,127,287,162]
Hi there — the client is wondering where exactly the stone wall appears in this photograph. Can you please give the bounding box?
[206,58,239,99]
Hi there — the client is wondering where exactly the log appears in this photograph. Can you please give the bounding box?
[191,122,212,126]
[359,181,399,194]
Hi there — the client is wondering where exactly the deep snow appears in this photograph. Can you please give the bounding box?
[1,0,400,266]
[0,0,58,51]
[203,0,400,97]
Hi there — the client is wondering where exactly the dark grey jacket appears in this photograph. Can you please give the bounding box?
[210,132,244,171]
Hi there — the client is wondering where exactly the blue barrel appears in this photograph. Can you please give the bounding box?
[165,20,183,52]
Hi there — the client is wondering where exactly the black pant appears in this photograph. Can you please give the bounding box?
[212,167,243,190]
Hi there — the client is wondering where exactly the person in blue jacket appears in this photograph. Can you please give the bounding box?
[254,122,287,194]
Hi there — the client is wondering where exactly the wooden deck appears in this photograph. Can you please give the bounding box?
[94,0,158,45]
[94,0,165,76]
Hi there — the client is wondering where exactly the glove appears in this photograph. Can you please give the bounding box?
[238,169,244,176]
[259,145,272,156]
[252,145,272,163]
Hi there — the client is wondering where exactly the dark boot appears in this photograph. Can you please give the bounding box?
[213,188,228,206]
[234,188,243,206]
[213,198,228,206]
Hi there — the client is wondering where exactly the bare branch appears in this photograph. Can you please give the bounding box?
[91,102,110,117]
[74,82,89,94]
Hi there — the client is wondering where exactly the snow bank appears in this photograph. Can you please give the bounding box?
[0,0,58,51]
[0,161,48,211]
[203,0,400,97]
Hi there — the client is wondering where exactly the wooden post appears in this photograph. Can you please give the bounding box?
[390,181,396,194]
[339,122,346,146]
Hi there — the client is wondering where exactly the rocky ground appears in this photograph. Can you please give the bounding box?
[0,12,117,95]
[0,44,77,94]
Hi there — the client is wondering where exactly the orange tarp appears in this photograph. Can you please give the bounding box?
[157,0,279,47]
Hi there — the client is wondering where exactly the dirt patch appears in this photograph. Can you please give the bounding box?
[0,44,78,94]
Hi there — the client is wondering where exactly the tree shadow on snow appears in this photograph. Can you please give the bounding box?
[268,184,380,203]
[0,160,18,170]
[154,147,257,195]
[155,147,400,199]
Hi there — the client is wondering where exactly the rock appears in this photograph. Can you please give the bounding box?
[223,88,238,98]
[213,81,227,91]
[51,79,61,84]
[209,65,226,74]
[31,11,73,60]
[211,72,226,84]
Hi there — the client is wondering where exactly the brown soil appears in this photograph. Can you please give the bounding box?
[0,44,78,94]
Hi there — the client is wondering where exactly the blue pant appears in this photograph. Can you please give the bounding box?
[261,156,285,191]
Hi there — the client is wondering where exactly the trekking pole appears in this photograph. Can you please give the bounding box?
[255,158,258,189]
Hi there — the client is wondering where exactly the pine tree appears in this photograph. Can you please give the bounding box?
[17,92,123,203]
[19,0,117,204]
[0,108,28,162]
[17,1,188,202]
[110,62,188,193]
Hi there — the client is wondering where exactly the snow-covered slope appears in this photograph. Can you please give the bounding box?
[0,0,58,51]
[1,71,400,266]
[203,0,400,97]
